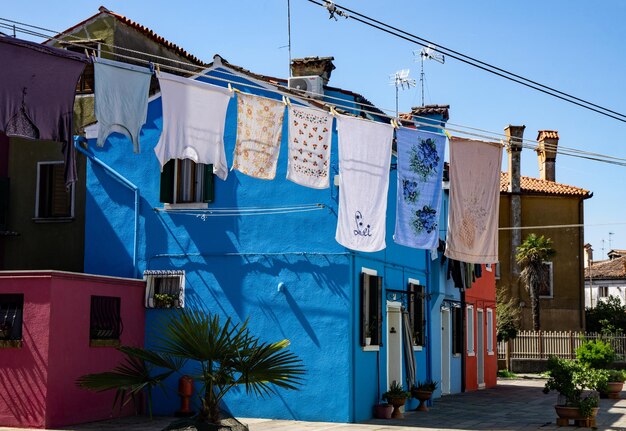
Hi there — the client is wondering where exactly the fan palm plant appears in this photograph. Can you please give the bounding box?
[77,310,305,424]
[515,233,556,330]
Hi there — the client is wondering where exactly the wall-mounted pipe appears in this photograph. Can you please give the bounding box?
[74,137,139,278]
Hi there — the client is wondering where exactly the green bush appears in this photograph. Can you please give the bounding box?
[576,339,616,369]
[586,296,626,333]
[606,369,626,383]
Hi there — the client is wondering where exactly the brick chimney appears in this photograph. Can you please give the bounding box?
[290,57,336,84]
[505,125,525,281]
[584,243,593,268]
[537,130,559,181]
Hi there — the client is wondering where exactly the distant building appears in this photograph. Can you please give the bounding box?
[584,248,626,307]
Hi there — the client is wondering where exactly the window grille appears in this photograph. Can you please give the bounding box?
[90,296,122,341]
[0,294,23,341]
[144,270,185,308]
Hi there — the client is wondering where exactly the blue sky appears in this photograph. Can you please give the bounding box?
[4,0,626,257]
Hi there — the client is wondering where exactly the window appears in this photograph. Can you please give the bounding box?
[486,308,494,354]
[599,286,609,298]
[0,294,23,345]
[538,262,554,298]
[452,306,463,355]
[467,305,475,355]
[90,296,122,346]
[35,162,74,219]
[160,159,214,205]
[494,262,501,280]
[64,41,100,94]
[144,270,185,308]
[360,270,382,346]
[408,280,424,347]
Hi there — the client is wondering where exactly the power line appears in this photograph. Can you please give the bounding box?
[306,0,626,124]
[4,18,626,169]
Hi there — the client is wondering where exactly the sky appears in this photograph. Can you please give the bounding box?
[3,0,626,257]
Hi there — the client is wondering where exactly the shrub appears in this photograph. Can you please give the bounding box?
[576,339,615,369]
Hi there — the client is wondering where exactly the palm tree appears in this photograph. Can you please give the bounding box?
[515,233,556,330]
[77,310,305,425]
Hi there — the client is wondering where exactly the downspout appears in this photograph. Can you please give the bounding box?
[461,289,466,393]
[425,252,433,389]
[74,137,139,278]
[349,252,356,422]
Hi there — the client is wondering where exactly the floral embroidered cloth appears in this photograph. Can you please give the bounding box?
[232,93,285,180]
[335,114,394,252]
[445,137,502,264]
[286,105,333,188]
[394,128,446,250]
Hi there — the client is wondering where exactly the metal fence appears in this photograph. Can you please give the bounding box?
[497,330,626,360]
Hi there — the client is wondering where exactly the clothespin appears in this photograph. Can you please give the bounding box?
[155,63,161,75]
[228,83,240,94]
[391,119,399,129]
[282,96,292,107]
[329,105,338,117]
[444,130,452,140]
[148,62,155,75]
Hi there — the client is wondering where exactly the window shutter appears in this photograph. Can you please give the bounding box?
[202,164,215,203]
[452,307,463,355]
[372,275,383,346]
[0,177,8,230]
[360,273,368,346]
[408,283,424,346]
[160,159,175,203]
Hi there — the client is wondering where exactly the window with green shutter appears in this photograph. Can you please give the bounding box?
[360,272,382,346]
[160,159,214,204]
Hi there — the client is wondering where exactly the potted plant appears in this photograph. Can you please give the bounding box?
[372,401,393,419]
[382,381,410,419]
[411,379,438,412]
[543,356,604,427]
[153,293,177,308]
[0,321,11,340]
[603,369,625,399]
[365,317,377,346]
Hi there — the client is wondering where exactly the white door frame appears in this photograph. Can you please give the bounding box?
[477,308,485,387]
[441,307,451,395]
[386,301,403,389]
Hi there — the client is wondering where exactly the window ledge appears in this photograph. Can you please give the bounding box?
[413,345,423,351]
[362,345,380,352]
[488,351,495,356]
[453,353,461,358]
[0,340,22,349]
[32,217,75,223]
[163,203,209,210]
[467,351,475,357]
[90,339,121,348]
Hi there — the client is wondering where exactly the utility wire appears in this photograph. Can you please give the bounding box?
[306,0,626,123]
[4,19,626,168]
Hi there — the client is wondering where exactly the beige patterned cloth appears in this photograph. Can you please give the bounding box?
[445,137,502,264]
[286,105,333,188]
[232,93,285,180]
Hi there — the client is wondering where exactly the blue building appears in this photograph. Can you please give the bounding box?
[81,55,453,422]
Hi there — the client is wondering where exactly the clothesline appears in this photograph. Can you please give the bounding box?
[2,18,624,165]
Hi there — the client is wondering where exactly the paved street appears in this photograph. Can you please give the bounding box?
[3,378,626,431]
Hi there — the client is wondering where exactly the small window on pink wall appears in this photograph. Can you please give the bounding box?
[89,296,121,347]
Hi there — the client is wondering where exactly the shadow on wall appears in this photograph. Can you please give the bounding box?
[0,325,47,427]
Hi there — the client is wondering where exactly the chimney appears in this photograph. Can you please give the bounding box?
[584,243,593,268]
[505,125,525,282]
[290,57,336,84]
[537,130,559,181]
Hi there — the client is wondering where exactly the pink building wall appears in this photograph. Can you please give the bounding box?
[465,264,497,392]
[0,271,145,428]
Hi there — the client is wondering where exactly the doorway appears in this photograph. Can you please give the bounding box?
[441,308,451,395]
[386,302,403,388]
[477,309,485,387]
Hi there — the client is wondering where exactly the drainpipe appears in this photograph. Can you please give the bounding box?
[461,289,466,393]
[425,253,433,389]
[74,137,140,278]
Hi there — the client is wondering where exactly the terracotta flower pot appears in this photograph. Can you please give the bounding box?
[554,405,599,420]
[388,397,406,419]
[411,389,433,411]
[373,403,393,419]
[607,382,624,399]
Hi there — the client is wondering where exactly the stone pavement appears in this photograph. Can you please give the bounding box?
[3,378,626,431]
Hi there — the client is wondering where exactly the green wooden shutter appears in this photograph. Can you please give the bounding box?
[202,164,214,203]
[160,159,175,203]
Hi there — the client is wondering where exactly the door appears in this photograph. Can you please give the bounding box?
[477,309,485,387]
[441,308,451,395]
[386,302,403,388]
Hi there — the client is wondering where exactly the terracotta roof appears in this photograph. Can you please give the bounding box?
[44,6,207,66]
[585,256,626,280]
[211,55,387,118]
[537,130,559,140]
[405,105,450,121]
[500,172,591,197]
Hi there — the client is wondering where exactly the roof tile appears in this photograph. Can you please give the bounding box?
[500,172,590,197]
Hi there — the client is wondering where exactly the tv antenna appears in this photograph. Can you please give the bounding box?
[609,232,615,251]
[389,69,416,118]
[413,45,445,106]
